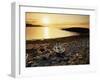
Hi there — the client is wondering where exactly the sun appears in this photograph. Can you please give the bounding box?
[42,16,50,26]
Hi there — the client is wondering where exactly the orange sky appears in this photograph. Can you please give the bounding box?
[26,12,89,28]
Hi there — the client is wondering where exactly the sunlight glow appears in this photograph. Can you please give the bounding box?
[42,17,50,26]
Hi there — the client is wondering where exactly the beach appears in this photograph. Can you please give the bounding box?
[26,35,89,67]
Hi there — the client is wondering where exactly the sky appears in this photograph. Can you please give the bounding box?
[26,12,89,28]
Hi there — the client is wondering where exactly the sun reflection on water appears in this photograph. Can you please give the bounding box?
[26,27,79,40]
[44,27,49,38]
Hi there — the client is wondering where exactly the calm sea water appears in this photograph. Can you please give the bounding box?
[26,27,79,40]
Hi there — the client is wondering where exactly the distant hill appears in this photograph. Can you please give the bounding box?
[62,27,89,35]
[26,24,43,27]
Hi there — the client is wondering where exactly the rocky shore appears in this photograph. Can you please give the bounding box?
[26,35,89,67]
